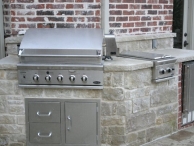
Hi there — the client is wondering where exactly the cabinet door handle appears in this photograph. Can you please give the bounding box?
[38,132,52,138]
[67,115,72,131]
[37,111,52,117]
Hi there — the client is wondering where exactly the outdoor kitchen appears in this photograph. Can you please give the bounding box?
[1,0,194,146]
[0,29,194,146]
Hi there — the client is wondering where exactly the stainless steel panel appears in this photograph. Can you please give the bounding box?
[182,61,194,113]
[29,102,60,122]
[104,35,117,56]
[120,50,172,60]
[20,28,103,53]
[0,0,5,59]
[153,63,175,80]
[29,123,61,144]
[65,102,98,145]
[18,69,103,86]
[19,85,103,89]
[17,63,103,70]
[19,57,102,65]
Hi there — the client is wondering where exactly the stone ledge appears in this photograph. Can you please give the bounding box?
[0,55,19,70]
[5,36,23,44]
[104,56,153,72]
[148,49,194,63]
[116,33,176,43]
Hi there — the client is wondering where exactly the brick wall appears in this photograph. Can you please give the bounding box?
[3,0,173,35]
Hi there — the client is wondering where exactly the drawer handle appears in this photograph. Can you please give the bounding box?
[37,111,52,117]
[38,132,52,138]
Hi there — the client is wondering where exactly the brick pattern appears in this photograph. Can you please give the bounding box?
[178,63,194,130]
[3,0,101,35]
[3,0,173,35]
[109,0,173,34]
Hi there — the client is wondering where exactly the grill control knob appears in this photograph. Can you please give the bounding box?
[160,69,166,74]
[45,75,51,82]
[81,75,88,82]
[33,74,39,81]
[69,75,75,82]
[166,68,172,73]
[57,75,63,82]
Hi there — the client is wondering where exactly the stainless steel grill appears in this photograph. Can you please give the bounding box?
[119,51,177,83]
[17,28,104,89]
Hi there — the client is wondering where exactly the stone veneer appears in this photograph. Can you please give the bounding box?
[0,33,183,146]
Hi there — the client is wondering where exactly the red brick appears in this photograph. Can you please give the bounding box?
[147,0,158,3]
[141,27,151,32]
[135,22,146,27]
[86,17,100,22]
[129,4,140,9]
[46,4,65,9]
[66,4,83,9]
[110,0,122,2]
[95,10,100,16]
[17,0,34,2]
[37,23,55,28]
[26,4,45,9]
[159,0,168,3]
[123,10,134,15]
[110,10,122,15]
[141,16,151,21]
[11,17,25,22]
[116,16,128,21]
[135,10,145,15]
[147,21,157,26]
[129,16,140,21]
[159,11,168,15]
[164,5,173,9]
[164,15,173,20]
[116,4,128,9]
[27,17,45,22]
[75,0,94,2]
[135,0,146,3]
[123,0,134,2]
[17,11,35,15]
[152,16,162,20]
[123,23,134,27]
[153,5,162,9]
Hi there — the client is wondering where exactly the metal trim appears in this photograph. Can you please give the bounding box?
[19,85,103,89]
[153,76,175,83]
[0,0,5,59]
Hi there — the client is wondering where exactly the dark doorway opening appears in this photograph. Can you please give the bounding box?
[173,0,184,49]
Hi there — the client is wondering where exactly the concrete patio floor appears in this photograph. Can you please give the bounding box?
[143,126,194,146]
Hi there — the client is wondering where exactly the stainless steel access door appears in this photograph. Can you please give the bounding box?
[65,102,99,145]
[182,61,194,113]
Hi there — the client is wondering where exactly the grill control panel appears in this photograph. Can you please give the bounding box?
[153,63,176,82]
[18,69,103,87]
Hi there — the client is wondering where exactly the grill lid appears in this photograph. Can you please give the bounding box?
[19,28,104,56]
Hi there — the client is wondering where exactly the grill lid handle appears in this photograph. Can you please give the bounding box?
[18,54,101,58]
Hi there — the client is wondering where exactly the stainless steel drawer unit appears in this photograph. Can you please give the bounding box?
[25,98,101,146]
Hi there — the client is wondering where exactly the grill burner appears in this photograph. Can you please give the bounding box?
[119,51,177,83]
[17,28,104,89]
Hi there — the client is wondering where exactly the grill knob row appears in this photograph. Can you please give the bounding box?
[159,68,175,74]
[33,74,88,82]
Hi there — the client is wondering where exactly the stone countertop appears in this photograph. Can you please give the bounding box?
[104,56,153,72]
[0,55,18,70]
[1,48,194,71]
[149,48,194,63]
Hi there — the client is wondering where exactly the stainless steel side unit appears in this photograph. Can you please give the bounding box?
[182,61,194,113]
[17,28,104,89]
[25,98,101,146]
[119,51,177,83]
